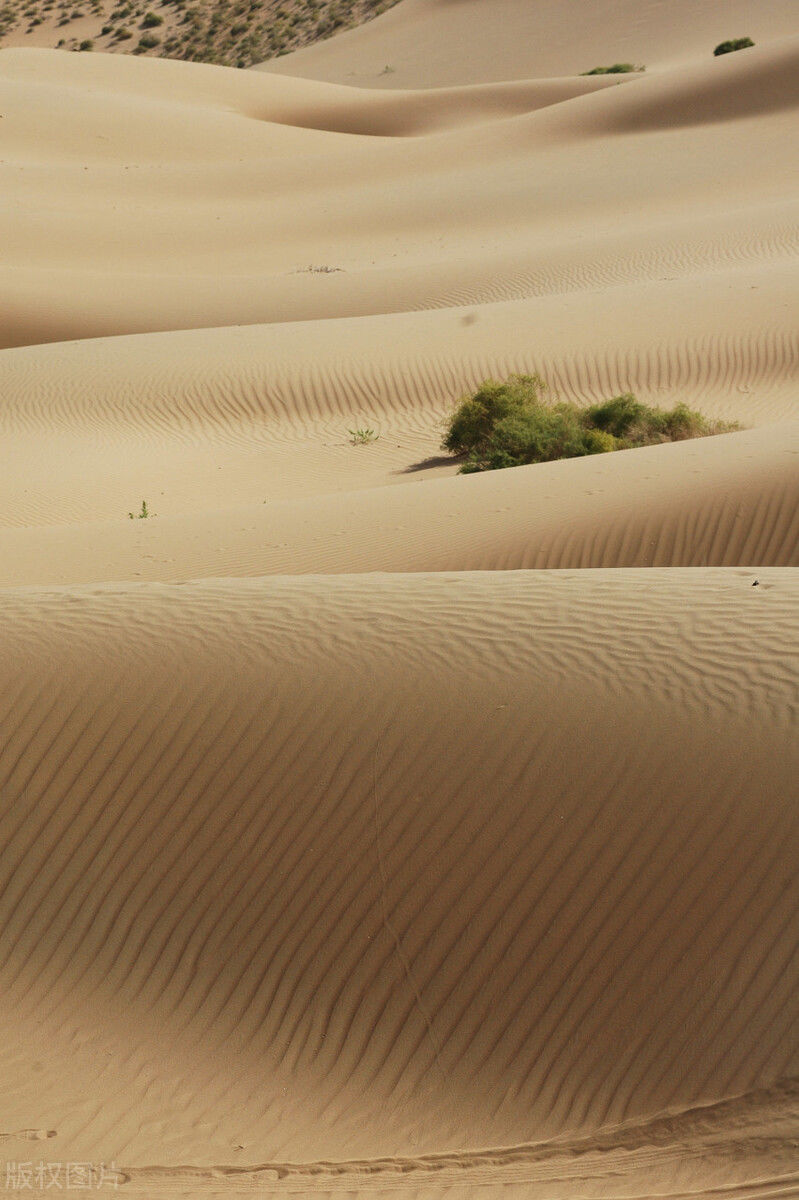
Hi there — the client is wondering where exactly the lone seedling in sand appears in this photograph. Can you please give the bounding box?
[128,500,151,519]
[443,375,738,473]
[348,427,379,445]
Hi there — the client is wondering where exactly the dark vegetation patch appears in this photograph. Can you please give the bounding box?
[442,375,739,473]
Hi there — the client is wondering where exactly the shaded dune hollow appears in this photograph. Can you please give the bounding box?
[0,0,797,1196]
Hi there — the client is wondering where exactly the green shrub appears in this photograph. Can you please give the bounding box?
[467,405,588,471]
[713,37,754,56]
[141,9,163,24]
[138,31,160,45]
[582,62,643,75]
[442,374,548,457]
[583,428,618,454]
[586,393,645,437]
[442,376,738,473]
[78,36,93,47]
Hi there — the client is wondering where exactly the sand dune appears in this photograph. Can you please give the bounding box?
[264,0,799,86]
[2,39,799,347]
[1,423,797,585]
[1,0,797,1195]
[1,570,797,1184]
[0,268,796,540]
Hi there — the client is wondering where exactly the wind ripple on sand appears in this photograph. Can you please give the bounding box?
[0,423,797,586]
[0,571,796,1177]
[118,1078,799,1193]
[1,9,798,1194]
[2,266,796,438]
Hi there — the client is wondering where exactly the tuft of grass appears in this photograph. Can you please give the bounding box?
[581,62,644,75]
[128,499,151,519]
[348,427,379,445]
[713,37,754,56]
[442,375,738,473]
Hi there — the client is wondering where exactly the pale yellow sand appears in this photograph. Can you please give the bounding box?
[263,0,799,85]
[1,39,798,347]
[0,1,797,1197]
[0,423,797,586]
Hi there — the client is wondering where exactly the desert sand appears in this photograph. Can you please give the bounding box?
[0,1,797,1197]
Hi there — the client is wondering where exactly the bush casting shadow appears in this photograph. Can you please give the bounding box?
[442,375,739,473]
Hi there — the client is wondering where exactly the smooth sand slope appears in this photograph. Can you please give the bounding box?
[2,38,799,346]
[0,0,797,1196]
[263,0,799,85]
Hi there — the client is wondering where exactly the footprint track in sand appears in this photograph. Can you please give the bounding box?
[0,1129,57,1142]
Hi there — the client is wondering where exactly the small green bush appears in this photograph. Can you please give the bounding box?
[141,9,163,25]
[713,37,754,56]
[138,31,160,45]
[582,62,643,75]
[442,376,738,473]
[78,36,93,47]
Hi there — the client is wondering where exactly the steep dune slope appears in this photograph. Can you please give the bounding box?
[1,571,797,1184]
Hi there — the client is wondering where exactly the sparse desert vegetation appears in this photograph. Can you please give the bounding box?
[442,375,738,473]
[582,62,644,74]
[0,0,401,66]
[713,37,755,56]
